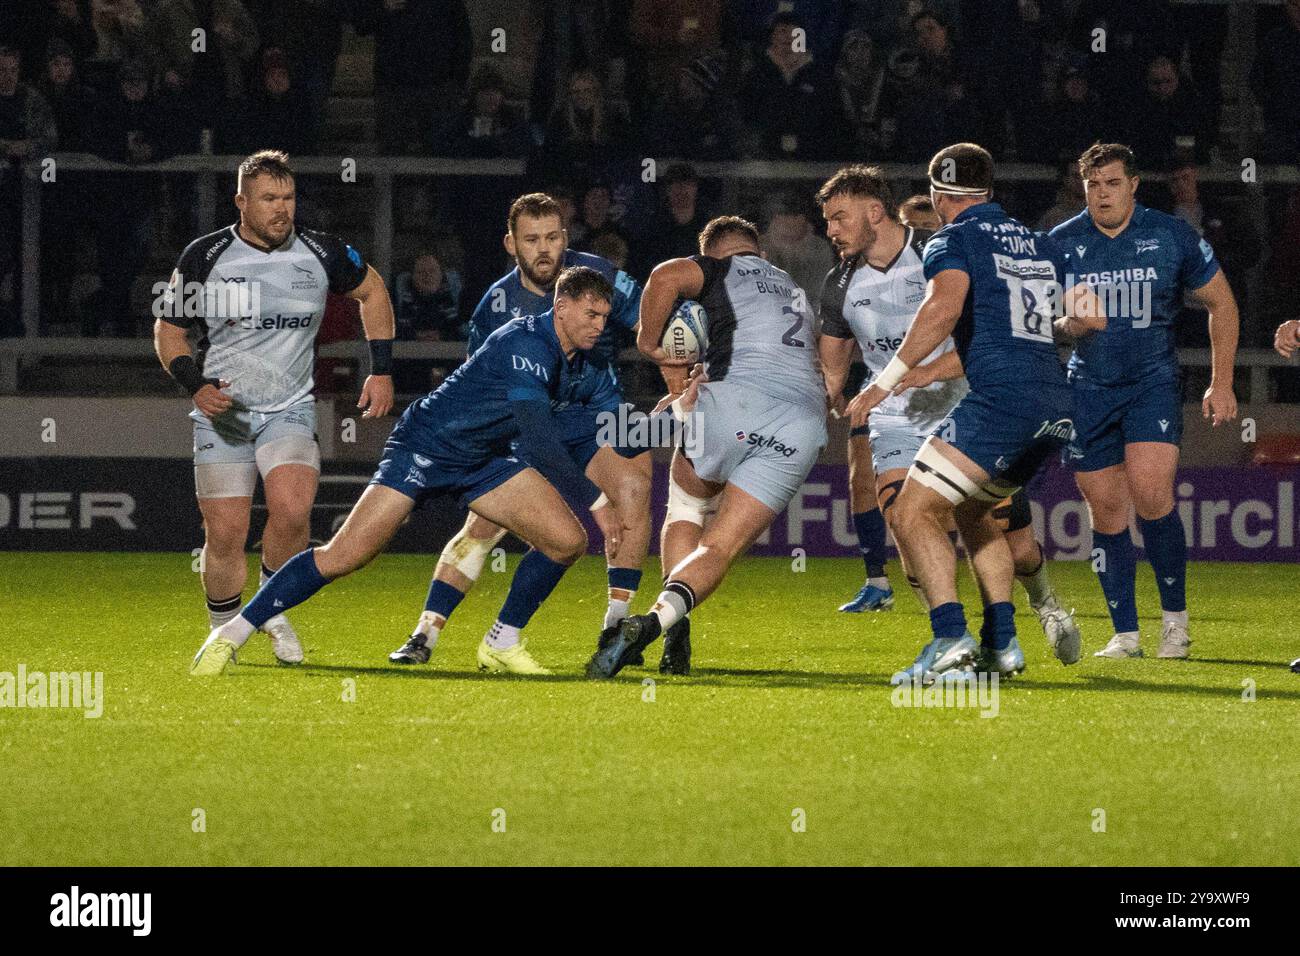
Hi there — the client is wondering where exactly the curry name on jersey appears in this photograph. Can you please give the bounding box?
[1051,203,1220,388]
[820,227,968,426]
[160,224,368,412]
[691,253,826,412]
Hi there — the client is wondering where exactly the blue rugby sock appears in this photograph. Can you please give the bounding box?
[929,601,968,641]
[853,509,888,579]
[1092,529,1139,633]
[498,550,571,629]
[607,566,642,593]
[424,578,466,619]
[242,548,329,630]
[980,601,1017,650]
[1137,510,1187,613]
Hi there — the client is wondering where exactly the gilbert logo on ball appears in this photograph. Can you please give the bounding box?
[661,301,708,362]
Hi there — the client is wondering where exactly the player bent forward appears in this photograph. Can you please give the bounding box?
[587,216,828,678]
[191,267,627,676]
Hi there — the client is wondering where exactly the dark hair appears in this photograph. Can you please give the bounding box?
[815,164,897,219]
[927,142,994,195]
[698,215,760,255]
[1078,142,1138,179]
[237,149,293,188]
[555,265,613,304]
[508,192,564,235]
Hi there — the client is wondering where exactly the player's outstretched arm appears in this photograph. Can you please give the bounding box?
[348,265,396,418]
[1190,270,1240,426]
[893,350,964,394]
[638,258,703,392]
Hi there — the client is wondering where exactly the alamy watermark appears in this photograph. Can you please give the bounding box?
[891,671,999,718]
[0,664,103,718]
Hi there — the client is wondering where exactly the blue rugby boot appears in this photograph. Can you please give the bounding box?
[974,636,1026,678]
[839,583,895,613]
[889,633,978,686]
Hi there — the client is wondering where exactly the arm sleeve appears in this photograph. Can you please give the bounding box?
[509,399,603,510]
[158,235,223,329]
[921,229,969,281]
[301,229,369,294]
[1175,219,1221,292]
[689,255,731,302]
[610,269,642,331]
[818,264,853,339]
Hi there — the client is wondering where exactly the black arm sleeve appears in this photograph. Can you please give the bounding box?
[509,399,603,511]
[689,254,732,302]
[818,260,854,340]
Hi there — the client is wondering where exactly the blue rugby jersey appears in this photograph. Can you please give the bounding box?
[1050,203,1220,387]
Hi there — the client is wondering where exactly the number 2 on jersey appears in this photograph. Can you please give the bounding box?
[781,306,807,348]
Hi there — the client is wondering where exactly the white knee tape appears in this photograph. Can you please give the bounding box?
[909,437,980,506]
[256,434,321,477]
[666,475,720,527]
[195,462,258,499]
[439,524,509,581]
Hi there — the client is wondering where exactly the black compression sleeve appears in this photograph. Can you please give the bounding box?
[168,355,213,395]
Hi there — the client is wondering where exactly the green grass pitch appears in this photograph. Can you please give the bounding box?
[1,551,1295,866]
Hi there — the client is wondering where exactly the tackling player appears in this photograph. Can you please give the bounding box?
[817,165,1080,658]
[154,150,395,666]
[1052,143,1239,660]
[387,193,652,666]
[191,267,627,677]
[588,216,828,678]
[850,143,1104,684]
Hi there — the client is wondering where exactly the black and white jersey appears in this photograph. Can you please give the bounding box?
[691,253,825,412]
[160,224,368,412]
[819,227,967,426]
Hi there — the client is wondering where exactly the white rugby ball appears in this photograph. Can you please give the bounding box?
[661,300,708,362]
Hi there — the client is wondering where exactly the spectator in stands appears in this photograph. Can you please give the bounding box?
[589,231,628,272]
[82,0,155,92]
[4,0,97,77]
[834,29,886,157]
[155,54,204,154]
[1036,162,1086,232]
[84,57,166,336]
[356,0,472,156]
[628,0,723,107]
[760,192,834,315]
[898,193,940,231]
[394,250,464,341]
[244,0,349,147]
[850,0,961,51]
[535,68,632,183]
[1033,58,1110,166]
[739,13,839,159]
[572,181,630,255]
[1251,0,1300,163]
[1127,55,1208,168]
[39,37,93,150]
[643,52,741,161]
[730,0,846,65]
[441,66,528,158]
[0,44,57,336]
[224,47,313,155]
[632,162,709,275]
[151,0,260,131]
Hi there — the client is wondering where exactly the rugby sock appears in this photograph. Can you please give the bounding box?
[485,620,521,650]
[928,601,967,641]
[604,566,643,629]
[853,509,888,580]
[497,550,570,630]
[1092,529,1139,634]
[206,593,242,629]
[415,579,466,642]
[980,601,1017,650]
[222,548,329,646]
[1017,555,1056,610]
[1137,510,1187,614]
[650,581,695,631]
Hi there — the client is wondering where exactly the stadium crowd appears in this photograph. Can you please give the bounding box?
[0,0,1297,354]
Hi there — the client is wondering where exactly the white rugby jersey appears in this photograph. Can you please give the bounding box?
[819,227,968,426]
[691,252,826,412]
[160,224,368,412]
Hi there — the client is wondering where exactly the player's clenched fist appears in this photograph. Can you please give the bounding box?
[193,379,233,419]
[1273,320,1300,359]
[1201,382,1237,427]
[357,374,394,418]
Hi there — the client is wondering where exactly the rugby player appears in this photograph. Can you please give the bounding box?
[154,150,395,666]
[387,193,652,666]
[817,165,1080,659]
[1052,143,1239,660]
[849,144,1104,684]
[191,266,627,676]
[588,216,828,678]
[898,195,941,232]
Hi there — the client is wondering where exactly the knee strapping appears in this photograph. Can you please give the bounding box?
[665,475,721,527]
[439,524,509,582]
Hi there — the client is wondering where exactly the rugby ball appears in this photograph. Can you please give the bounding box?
[661,300,708,363]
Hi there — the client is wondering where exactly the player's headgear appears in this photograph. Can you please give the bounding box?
[815,164,898,219]
[555,265,613,304]
[927,143,994,197]
[1077,142,1138,179]
[508,192,563,235]
[697,215,760,256]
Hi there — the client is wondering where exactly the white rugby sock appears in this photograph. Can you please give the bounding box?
[604,596,632,631]
[1162,609,1188,629]
[650,590,689,631]
[1019,559,1056,610]
[484,620,520,650]
[219,615,257,648]
[413,611,445,644]
[867,576,890,590]
[207,593,241,630]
